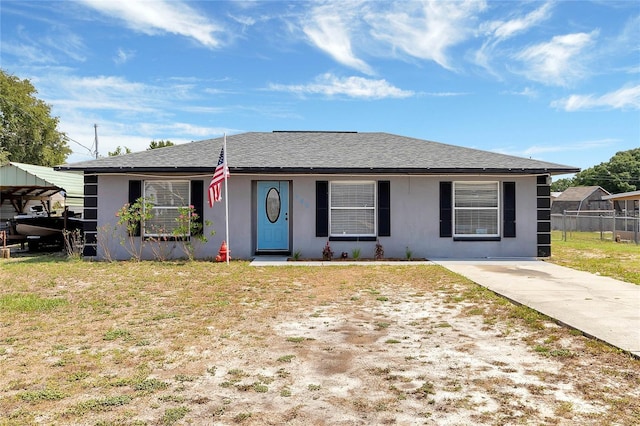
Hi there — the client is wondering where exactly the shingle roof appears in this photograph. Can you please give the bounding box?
[554,186,609,202]
[57,131,579,175]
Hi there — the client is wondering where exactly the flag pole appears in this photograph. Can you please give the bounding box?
[223,133,230,265]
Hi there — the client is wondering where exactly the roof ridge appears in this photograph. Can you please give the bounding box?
[272,130,358,133]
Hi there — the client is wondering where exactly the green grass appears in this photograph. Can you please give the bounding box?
[70,395,132,415]
[133,378,169,393]
[277,354,296,363]
[550,232,640,285]
[18,388,66,402]
[0,294,67,312]
[103,328,131,341]
[162,406,190,425]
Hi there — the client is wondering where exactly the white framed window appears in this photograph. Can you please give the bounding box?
[330,181,376,237]
[453,182,499,237]
[143,180,190,237]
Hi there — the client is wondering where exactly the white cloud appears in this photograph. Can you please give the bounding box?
[302,2,373,75]
[24,70,240,163]
[268,73,413,99]
[366,0,486,71]
[42,32,87,62]
[114,48,135,65]
[422,92,471,97]
[475,2,552,75]
[46,75,158,113]
[551,84,640,111]
[523,139,618,156]
[515,31,598,86]
[62,116,230,163]
[1,25,86,64]
[503,87,538,98]
[1,42,57,64]
[482,2,552,42]
[138,122,230,138]
[78,0,224,48]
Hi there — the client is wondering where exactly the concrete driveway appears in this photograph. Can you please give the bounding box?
[432,258,640,358]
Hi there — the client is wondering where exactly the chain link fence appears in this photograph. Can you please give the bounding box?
[551,210,639,244]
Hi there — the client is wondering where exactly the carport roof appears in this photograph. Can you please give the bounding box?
[602,190,640,202]
[0,162,84,200]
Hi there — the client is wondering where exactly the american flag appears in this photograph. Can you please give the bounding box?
[208,147,229,208]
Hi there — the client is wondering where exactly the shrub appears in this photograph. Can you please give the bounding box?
[322,241,334,261]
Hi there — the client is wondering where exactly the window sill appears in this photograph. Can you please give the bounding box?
[329,236,377,242]
[453,236,501,242]
[143,236,190,242]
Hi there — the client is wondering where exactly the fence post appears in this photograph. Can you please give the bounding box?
[562,210,567,242]
[635,216,639,245]
[599,214,603,240]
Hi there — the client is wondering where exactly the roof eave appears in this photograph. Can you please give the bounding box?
[58,166,580,175]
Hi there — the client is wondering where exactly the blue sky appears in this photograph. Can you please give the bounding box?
[1,1,638,177]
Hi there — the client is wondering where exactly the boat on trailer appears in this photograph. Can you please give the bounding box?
[12,206,83,249]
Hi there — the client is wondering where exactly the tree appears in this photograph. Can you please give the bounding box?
[573,148,640,194]
[108,146,132,156]
[0,69,71,166]
[148,139,174,150]
[551,178,574,192]
[0,148,9,165]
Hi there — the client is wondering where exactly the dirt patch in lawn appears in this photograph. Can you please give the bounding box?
[0,260,638,425]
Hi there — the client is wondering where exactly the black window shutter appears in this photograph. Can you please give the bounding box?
[439,182,452,237]
[503,182,516,238]
[128,180,142,236]
[191,180,204,235]
[316,181,329,237]
[378,181,391,236]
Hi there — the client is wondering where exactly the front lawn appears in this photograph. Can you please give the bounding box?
[0,257,638,425]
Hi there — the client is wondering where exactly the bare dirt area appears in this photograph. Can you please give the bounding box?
[0,259,638,425]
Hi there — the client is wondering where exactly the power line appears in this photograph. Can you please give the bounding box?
[63,134,92,153]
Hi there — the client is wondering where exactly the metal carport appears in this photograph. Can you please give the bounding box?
[0,162,84,220]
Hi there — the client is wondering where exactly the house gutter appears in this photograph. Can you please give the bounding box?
[56,166,581,176]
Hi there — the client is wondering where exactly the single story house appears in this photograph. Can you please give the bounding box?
[602,190,640,216]
[56,131,579,260]
[550,186,612,215]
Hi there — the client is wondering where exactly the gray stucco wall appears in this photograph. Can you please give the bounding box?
[95,173,539,260]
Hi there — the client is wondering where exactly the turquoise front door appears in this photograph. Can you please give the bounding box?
[257,181,289,251]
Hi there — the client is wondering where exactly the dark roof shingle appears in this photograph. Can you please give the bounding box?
[58,131,579,175]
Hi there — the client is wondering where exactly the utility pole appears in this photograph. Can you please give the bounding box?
[94,124,99,159]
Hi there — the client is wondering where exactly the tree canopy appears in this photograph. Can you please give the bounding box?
[148,140,174,150]
[0,69,71,166]
[108,146,132,156]
[551,148,640,194]
[107,140,175,156]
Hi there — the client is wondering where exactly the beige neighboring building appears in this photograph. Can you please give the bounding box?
[602,190,640,216]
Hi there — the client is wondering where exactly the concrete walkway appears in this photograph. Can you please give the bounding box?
[250,256,640,357]
[432,259,640,358]
[249,256,432,267]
